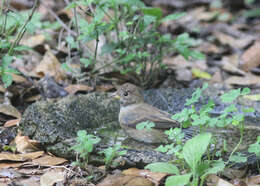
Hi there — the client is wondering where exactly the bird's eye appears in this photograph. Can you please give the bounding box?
[123,92,128,96]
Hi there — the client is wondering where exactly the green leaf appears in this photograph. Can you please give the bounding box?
[189,50,206,60]
[136,121,155,131]
[201,160,225,184]
[192,68,211,80]
[229,153,247,163]
[2,72,13,88]
[244,8,260,18]
[241,87,251,95]
[220,89,241,103]
[165,173,192,186]
[145,162,179,175]
[161,12,186,22]
[183,133,212,171]
[14,45,32,51]
[242,107,255,113]
[248,140,260,157]
[65,2,78,9]
[101,43,117,55]
[80,58,92,68]
[141,7,163,20]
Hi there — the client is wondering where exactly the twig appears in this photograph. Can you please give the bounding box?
[8,0,39,55]
[40,0,77,37]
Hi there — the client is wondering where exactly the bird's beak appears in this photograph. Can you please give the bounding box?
[110,92,121,99]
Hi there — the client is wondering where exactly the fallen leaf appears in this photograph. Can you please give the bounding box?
[192,68,212,79]
[163,55,191,70]
[245,175,260,185]
[20,34,45,48]
[33,155,68,166]
[210,69,222,83]
[64,84,93,94]
[225,74,260,86]
[175,68,193,81]
[35,45,66,82]
[214,31,254,49]
[40,168,65,186]
[197,11,218,21]
[97,174,154,186]
[0,151,44,161]
[15,134,40,153]
[0,162,23,169]
[4,119,20,127]
[0,104,22,119]
[24,94,41,102]
[0,85,6,93]
[240,40,260,71]
[243,94,260,101]
[11,74,28,84]
[96,84,115,92]
[207,175,234,186]
[222,55,246,76]
[196,42,221,54]
[123,168,167,185]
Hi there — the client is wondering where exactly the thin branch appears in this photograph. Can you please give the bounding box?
[40,0,77,37]
[8,0,39,55]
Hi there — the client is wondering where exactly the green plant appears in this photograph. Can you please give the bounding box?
[0,0,59,87]
[146,133,225,186]
[99,143,127,169]
[70,130,101,167]
[144,84,255,185]
[0,0,38,87]
[248,136,260,157]
[65,0,205,87]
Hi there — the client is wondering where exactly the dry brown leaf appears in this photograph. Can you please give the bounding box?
[197,11,218,21]
[163,55,191,70]
[211,69,222,83]
[225,74,260,86]
[20,34,45,48]
[123,168,167,185]
[96,84,115,92]
[0,162,23,169]
[33,155,68,166]
[222,55,246,76]
[0,151,43,162]
[214,31,254,49]
[0,104,22,119]
[0,85,6,93]
[35,45,66,82]
[11,74,28,84]
[175,68,193,81]
[245,175,260,185]
[196,42,220,54]
[207,175,234,186]
[240,41,260,72]
[24,94,41,102]
[40,168,65,186]
[15,134,40,153]
[4,119,20,127]
[64,84,93,94]
[97,174,154,186]
[0,153,27,161]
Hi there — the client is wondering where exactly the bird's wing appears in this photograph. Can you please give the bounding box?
[119,103,180,129]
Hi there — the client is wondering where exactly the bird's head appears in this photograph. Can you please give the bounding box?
[113,83,144,107]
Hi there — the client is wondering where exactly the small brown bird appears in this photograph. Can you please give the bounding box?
[113,83,180,143]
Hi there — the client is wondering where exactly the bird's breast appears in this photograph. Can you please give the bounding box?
[119,104,142,126]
